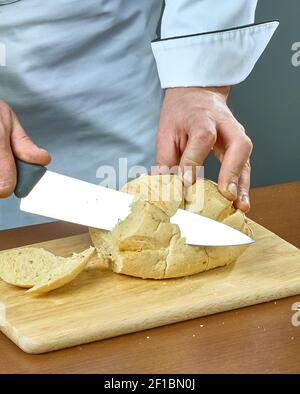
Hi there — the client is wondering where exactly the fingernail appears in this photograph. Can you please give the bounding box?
[227,182,237,199]
[240,194,250,207]
[183,169,193,187]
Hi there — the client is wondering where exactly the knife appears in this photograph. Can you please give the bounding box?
[14,159,254,247]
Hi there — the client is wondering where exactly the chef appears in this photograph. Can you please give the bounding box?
[0,0,278,229]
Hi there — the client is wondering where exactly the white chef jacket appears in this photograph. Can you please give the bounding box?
[0,0,278,230]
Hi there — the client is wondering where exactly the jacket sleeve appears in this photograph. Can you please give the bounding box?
[151,0,279,88]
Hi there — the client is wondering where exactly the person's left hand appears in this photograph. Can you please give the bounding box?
[153,87,253,212]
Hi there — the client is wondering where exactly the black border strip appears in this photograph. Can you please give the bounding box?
[151,20,279,43]
[0,374,297,390]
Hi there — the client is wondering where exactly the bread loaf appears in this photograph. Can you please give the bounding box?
[90,175,253,279]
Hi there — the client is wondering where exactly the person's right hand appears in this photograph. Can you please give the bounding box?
[0,100,51,198]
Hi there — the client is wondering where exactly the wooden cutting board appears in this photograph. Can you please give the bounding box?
[1,220,300,354]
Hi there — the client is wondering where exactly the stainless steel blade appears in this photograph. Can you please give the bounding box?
[20,171,254,246]
[170,209,254,246]
[20,171,134,230]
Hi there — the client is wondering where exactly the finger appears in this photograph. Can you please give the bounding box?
[154,128,180,175]
[218,128,252,201]
[0,121,16,197]
[212,143,225,163]
[179,125,216,186]
[11,113,51,165]
[234,161,251,212]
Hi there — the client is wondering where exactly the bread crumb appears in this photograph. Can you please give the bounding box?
[200,324,204,328]
[146,336,150,339]
[291,337,294,340]
[192,334,196,337]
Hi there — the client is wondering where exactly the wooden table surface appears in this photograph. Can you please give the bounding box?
[0,181,299,374]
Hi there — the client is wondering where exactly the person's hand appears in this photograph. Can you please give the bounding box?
[0,100,51,198]
[154,87,253,212]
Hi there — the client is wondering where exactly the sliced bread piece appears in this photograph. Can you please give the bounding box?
[0,246,95,295]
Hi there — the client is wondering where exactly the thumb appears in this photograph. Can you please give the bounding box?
[11,113,51,165]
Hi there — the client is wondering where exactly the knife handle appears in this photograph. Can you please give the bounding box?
[14,159,47,199]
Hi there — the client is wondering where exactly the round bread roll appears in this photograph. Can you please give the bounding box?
[89,175,253,279]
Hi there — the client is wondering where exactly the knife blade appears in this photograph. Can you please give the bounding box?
[15,160,254,247]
